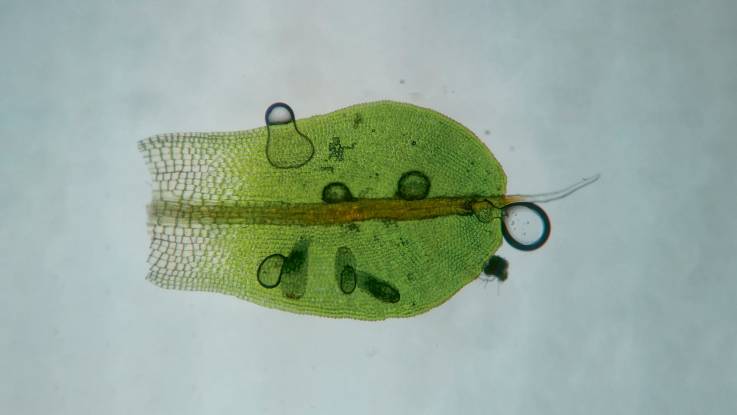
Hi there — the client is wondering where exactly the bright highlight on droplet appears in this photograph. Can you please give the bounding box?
[265,103,294,125]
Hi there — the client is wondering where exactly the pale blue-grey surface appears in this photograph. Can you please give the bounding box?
[1,1,735,414]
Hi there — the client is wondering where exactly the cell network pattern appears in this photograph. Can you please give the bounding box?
[139,101,508,320]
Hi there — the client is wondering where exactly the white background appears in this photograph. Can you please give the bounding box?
[1,1,735,414]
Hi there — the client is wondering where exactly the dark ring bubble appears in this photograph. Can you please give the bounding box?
[265,102,295,125]
[397,170,430,201]
[501,202,550,251]
[339,265,357,294]
[322,182,354,204]
[257,254,286,288]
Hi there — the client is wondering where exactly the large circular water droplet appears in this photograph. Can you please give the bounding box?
[502,202,550,251]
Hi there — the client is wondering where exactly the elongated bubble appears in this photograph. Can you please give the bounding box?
[265,102,314,169]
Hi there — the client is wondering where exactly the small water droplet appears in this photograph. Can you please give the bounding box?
[322,182,354,203]
[397,171,431,201]
[266,103,293,125]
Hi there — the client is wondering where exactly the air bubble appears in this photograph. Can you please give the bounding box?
[264,102,314,169]
[265,103,294,125]
[335,246,357,294]
[340,266,357,294]
[257,254,285,288]
[397,170,430,200]
[322,182,354,203]
[502,202,550,251]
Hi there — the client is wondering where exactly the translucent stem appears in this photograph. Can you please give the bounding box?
[503,174,600,205]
